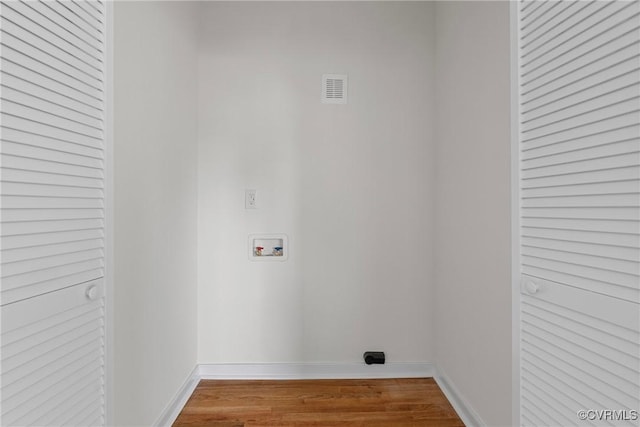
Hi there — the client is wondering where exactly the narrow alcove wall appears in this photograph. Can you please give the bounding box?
[434,2,512,426]
[113,2,199,425]
[197,1,436,365]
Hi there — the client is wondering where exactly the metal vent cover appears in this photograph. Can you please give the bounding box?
[322,74,348,104]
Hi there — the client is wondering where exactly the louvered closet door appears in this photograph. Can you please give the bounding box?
[0,1,107,426]
[516,1,640,426]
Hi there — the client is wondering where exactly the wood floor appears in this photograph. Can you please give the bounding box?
[173,378,465,427]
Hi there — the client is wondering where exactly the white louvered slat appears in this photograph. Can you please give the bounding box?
[523,258,637,292]
[526,108,640,153]
[522,168,638,190]
[1,166,102,191]
[523,20,640,94]
[521,206,639,221]
[1,218,104,246]
[2,348,102,426]
[1,307,102,360]
[0,11,100,80]
[520,281,640,427]
[522,180,639,198]
[18,368,102,427]
[1,1,107,425]
[522,41,639,103]
[2,84,103,130]
[1,181,103,199]
[0,45,102,101]
[1,256,104,292]
[65,0,103,31]
[524,68,640,123]
[1,126,104,158]
[0,58,102,112]
[522,328,639,397]
[523,139,640,169]
[522,111,639,150]
[522,1,637,73]
[2,167,103,189]
[523,343,637,412]
[1,207,104,222]
[519,1,536,14]
[1,1,102,68]
[521,235,639,263]
[1,148,104,174]
[1,111,103,147]
[522,66,639,120]
[522,245,638,276]
[522,1,609,53]
[0,195,104,210]
[521,217,636,235]
[1,326,101,388]
[521,227,639,252]
[1,72,103,123]
[520,0,556,29]
[525,87,639,141]
[523,306,639,369]
[522,192,640,208]
[2,98,102,139]
[2,247,104,279]
[77,411,104,427]
[521,383,580,427]
[2,138,103,166]
[522,126,639,160]
[1,228,104,251]
[57,395,102,427]
[0,281,105,426]
[1,137,103,164]
[39,0,103,44]
[0,28,102,92]
[522,153,640,180]
[517,1,640,426]
[73,0,104,23]
[521,351,633,427]
[2,168,103,190]
[26,1,102,56]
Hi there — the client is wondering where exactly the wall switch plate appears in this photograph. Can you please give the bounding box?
[245,189,257,209]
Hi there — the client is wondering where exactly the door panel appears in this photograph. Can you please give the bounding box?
[1,1,107,425]
[516,1,640,426]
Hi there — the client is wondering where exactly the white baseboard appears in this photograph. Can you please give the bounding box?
[153,365,200,427]
[435,367,486,427]
[198,362,435,380]
[155,362,486,427]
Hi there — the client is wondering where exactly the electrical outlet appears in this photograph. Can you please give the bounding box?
[245,189,257,209]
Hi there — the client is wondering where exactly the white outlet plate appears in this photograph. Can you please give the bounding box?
[245,189,257,209]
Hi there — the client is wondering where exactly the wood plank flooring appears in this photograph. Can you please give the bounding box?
[173,378,465,426]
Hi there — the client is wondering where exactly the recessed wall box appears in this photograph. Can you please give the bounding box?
[248,234,288,261]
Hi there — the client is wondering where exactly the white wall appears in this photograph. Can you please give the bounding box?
[197,2,436,364]
[434,2,512,426]
[110,2,513,424]
[113,2,199,425]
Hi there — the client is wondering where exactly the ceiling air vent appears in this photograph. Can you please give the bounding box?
[322,74,348,104]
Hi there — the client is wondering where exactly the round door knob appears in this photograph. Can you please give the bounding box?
[524,280,539,295]
[86,284,98,301]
